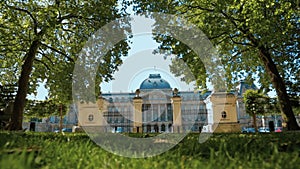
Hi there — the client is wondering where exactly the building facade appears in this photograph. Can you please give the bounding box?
[27,74,285,133]
[16,74,287,132]
[77,73,242,133]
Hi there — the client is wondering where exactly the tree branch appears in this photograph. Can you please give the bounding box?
[6,4,38,35]
[237,1,245,13]
[62,27,75,34]
[186,4,214,12]
[214,36,229,46]
[38,51,55,66]
[57,13,77,23]
[208,31,228,40]
[57,14,96,23]
[41,43,74,63]
[34,58,51,70]
[230,48,252,62]
[220,10,239,28]
[229,34,254,46]
[57,13,99,23]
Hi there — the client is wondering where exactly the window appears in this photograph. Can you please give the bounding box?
[161,111,166,121]
[88,114,94,121]
[221,111,227,119]
[108,106,113,112]
[161,124,166,132]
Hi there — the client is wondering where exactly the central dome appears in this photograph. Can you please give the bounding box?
[140,74,171,90]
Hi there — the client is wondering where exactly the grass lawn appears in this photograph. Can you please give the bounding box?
[0,131,299,169]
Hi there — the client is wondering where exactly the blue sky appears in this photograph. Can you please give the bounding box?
[100,15,198,93]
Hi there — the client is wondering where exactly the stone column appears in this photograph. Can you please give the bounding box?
[133,97,143,133]
[171,95,182,133]
[210,92,240,133]
[76,99,106,132]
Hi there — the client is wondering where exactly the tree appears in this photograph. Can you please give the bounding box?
[132,0,300,130]
[0,0,130,130]
[244,90,269,132]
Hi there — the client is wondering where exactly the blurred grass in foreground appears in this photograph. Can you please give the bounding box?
[0,132,299,169]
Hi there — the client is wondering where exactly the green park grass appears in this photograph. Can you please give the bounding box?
[0,132,300,169]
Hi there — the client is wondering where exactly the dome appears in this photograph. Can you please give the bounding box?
[140,74,171,90]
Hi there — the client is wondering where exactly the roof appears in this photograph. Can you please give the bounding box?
[140,74,171,90]
[236,81,258,96]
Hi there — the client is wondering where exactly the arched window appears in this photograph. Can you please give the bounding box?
[88,114,94,121]
[221,111,227,119]
[147,125,151,133]
[277,120,282,127]
[168,124,172,130]
[161,124,166,132]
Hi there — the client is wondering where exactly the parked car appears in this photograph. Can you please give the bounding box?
[112,127,124,133]
[54,128,72,133]
[258,127,270,133]
[275,127,283,132]
[241,127,255,133]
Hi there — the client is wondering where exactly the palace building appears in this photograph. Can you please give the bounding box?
[19,74,285,132]
[77,73,245,133]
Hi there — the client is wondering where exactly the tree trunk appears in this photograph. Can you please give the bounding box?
[252,113,258,132]
[8,40,40,130]
[258,46,300,130]
[60,103,63,132]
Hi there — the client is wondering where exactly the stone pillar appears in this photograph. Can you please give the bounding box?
[97,96,109,132]
[133,97,143,133]
[171,95,182,133]
[77,100,106,132]
[210,92,240,133]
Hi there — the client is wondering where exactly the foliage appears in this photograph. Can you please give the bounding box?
[243,89,269,131]
[267,98,281,115]
[0,0,130,101]
[0,0,131,129]
[133,0,299,90]
[1,132,300,168]
[132,0,300,130]
[0,84,17,109]
[244,90,269,116]
[25,99,68,118]
[290,96,300,116]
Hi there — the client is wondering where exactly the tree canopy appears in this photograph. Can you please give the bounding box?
[132,0,300,130]
[0,0,131,130]
[25,99,68,118]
